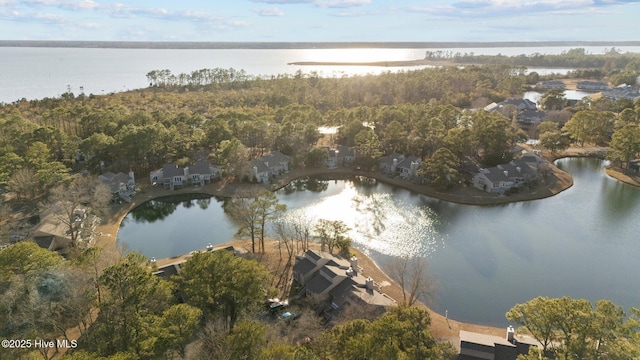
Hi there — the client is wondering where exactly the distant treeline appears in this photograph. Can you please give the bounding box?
[426,47,640,70]
[2,40,640,49]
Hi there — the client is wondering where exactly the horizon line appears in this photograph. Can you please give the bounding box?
[1,40,639,49]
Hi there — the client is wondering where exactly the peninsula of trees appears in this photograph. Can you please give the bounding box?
[2,48,640,359]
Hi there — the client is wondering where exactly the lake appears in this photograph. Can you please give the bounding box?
[3,45,640,104]
[117,158,640,327]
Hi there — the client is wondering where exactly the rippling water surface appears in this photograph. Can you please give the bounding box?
[118,158,640,326]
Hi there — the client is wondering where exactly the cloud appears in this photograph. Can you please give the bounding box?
[316,0,371,7]
[250,0,313,3]
[253,6,285,16]
[21,0,100,10]
[251,0,370,7]
[402,0,637,18]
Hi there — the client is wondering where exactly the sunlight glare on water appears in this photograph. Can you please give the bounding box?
[286,180,443,258]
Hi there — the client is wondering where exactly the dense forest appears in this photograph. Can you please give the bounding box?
[2,53,640,359]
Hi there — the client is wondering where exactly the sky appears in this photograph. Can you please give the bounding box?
[1,0,639,42]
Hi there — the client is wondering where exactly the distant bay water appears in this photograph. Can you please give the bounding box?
[2,45,640,104]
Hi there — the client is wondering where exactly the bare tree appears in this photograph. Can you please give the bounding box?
[42,175,111,248]
[290,212,314,254]
[387,255,433,307]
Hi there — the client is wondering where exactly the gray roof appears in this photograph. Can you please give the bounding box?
[250,159,270,173]
[306,273,333,295]
[460,330,515,348]
[162,163,184,178]
[100,172,131,193]
[305,249,322,263]
[480,167,511,182]
[336,145,355,157]
[261,150,290,166]
[500,98,537,110]
[379,153,404,167]
[190,160,214,175]
[396,156,420,169]
[293,257,316,276]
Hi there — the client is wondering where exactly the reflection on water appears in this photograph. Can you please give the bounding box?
[278,179,444,258]
[118,158,640,327]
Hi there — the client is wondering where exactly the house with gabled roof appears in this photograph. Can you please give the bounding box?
[293,250,396,313]
[396,156,421,179]
[326,145,356,168]
[99,171,136,202]
[472,159,537,193]
[459,326,540,360]
[535,80,566,90]
[515,109,547,125]
[379,153,405,174]
[245,150,291,183]
[150,163,187,190]
[186,160,221,186]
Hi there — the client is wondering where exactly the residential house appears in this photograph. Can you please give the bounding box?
[379,153,405,174]
[186,160,221,186]
[515,109,547,125]
[535,80,566,90]
[246,150,291,183]
[293,250,396,313]
[601,84,640,101]
[473,159,537,193]
[498,98,538,111]
[577,81,609,91]
[459,326,539,360]
[395,156,421,179]
[33,205,99,252]
[326,145,356,168]
[99,171,136,202]
[150,163,187,190]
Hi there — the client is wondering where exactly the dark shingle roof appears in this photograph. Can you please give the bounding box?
[293,257,316,275]
[190,160,213,175]
[162,163,184,178]
[306,274,333,295]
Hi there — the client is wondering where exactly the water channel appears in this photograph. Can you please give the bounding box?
[117,158,640,326]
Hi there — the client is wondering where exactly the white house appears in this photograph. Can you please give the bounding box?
[99,171,136,202]
[473,159,537,193]
[245,150,291,183]
[186,160,221,186]
[150,163,187,190]
[395,156,421,179]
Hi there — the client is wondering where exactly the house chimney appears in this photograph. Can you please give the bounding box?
[264,161,269,168]
[507,325,515,344]
[350,256,358,274]
[516,166,521,173]
[365,277,374,290]
[253,165,258,175]
[503,170,508,177]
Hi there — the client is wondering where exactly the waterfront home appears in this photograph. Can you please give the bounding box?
[472,159,537,193]
[293,250,395,314]
[535,80,566,90]
[515,109,547,125]
[601,84,640,101]
[99,170,136,202]
[577,81,609,91]
[459,326,538,360]
[33,205,99,251]
[150,163,187,190]
[186,160,221,186]
[326,145,356,168]
[379,153,405,174]
[245,150,291,183]
[396,156,421,179]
